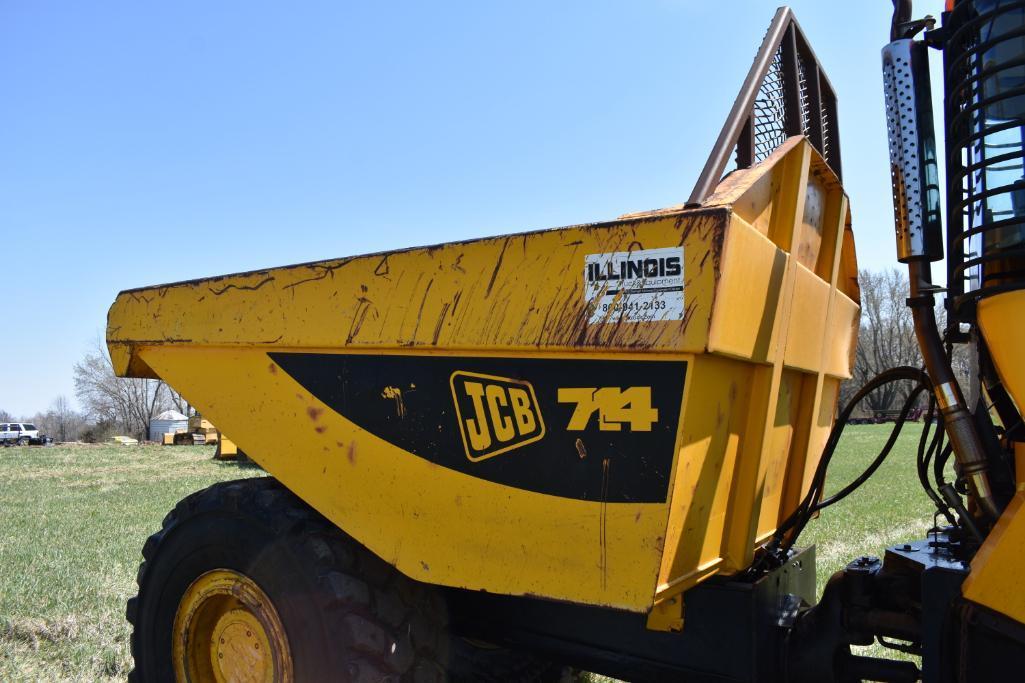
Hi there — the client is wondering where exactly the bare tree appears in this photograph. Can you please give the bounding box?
[36,395,87,442]
[74,338,173,441]
[50,395,71,442]
[167,388,194,418]
[839,268,982,419]
[842,268,923,413]
[0,409,12,422]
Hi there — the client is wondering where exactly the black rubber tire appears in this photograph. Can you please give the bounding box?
[16,437,28,446]
[448,638,570,683]
[127,477,448,682]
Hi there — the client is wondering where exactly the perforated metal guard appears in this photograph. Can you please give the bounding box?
[883,40,928,260]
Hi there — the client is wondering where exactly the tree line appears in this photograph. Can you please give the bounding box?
[840,267,968,417]
[1,268,948,442]
[1,339,189,443]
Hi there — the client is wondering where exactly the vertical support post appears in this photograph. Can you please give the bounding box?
[721,142,813,572]
[737,115,755,169]
[824,90,843,181]
[782,26,804,138]
[779,191,849,521]
[805,57,824,154]
[942,35,965,312]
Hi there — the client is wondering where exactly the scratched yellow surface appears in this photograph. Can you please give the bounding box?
[107,210,722,362]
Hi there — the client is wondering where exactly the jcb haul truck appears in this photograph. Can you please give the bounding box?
[107,2,1025,680]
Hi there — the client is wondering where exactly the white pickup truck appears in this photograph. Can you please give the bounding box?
[0,422,44,446]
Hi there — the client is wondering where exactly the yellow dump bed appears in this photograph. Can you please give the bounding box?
[107,137,858,623]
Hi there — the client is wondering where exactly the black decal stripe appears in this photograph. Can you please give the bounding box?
[604,286,684,295]
[269,353,686,503]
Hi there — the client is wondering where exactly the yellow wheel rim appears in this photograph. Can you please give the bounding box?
[173,569,293,683]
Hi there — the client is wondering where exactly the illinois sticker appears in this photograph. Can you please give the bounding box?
[584,246,684,324]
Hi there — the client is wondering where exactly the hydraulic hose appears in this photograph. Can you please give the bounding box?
[907,261,1000,521]
[809,383,928,514]
[755,367,933,569]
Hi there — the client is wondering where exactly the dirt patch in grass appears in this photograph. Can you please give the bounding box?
[1,615,83,649]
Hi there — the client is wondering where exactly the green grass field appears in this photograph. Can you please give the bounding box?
[802,421,938,595]
[0,444,262,682]
[0,424,936,681]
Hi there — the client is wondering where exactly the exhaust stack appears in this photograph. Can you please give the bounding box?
[882,22,1000,522]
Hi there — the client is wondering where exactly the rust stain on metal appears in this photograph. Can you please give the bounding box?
[314,425,327,434]
[682,300,698,328]
[485,238,510,297]
[112,337,194,344]
[209,276,275,296]
[306,406,323,421]
[575,438,587,459]
[347,441,357,465]
[431,302,451,345]
[449,290,462,317]
[346,297,375,344]
[410,280,434,341]
[267,363,277,374]
[282,261,351,290]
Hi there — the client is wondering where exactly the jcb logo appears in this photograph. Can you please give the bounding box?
[451,372,546,461]
[557,387,658,432]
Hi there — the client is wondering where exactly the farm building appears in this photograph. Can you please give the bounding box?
[148,410,188,442]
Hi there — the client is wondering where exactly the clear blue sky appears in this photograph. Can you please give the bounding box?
[0,1,942,417]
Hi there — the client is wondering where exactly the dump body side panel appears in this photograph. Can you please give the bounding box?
[107,139,859,616]
[110,211,724,612]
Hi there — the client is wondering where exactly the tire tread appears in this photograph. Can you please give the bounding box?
[127,477,447,681]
